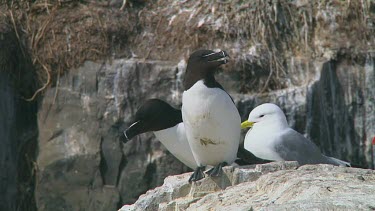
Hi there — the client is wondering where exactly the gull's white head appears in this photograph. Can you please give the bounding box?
[241,103,288,130]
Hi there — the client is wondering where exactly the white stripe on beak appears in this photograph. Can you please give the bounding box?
[202,52,218,58]
[124,120,140,141]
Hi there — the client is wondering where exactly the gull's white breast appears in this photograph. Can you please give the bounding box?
[244,124,283,161]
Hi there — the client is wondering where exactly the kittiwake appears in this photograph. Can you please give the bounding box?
[241,103,350,166]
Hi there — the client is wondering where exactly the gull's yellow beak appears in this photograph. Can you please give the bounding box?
[241,120,254,129]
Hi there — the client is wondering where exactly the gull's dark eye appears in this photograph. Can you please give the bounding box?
[259,115,265,118]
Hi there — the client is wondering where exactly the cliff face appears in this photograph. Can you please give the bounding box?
[35,60,190,210]
[1,0,374,210]
[120,162,375,211]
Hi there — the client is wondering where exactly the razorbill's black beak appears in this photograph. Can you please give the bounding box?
[123,121,140,143]
[203,50,229,65]
[123,130,130,143]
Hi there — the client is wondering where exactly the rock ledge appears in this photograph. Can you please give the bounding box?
[120,162,375,210]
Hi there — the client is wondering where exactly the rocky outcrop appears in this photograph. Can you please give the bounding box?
[120,162,375,210]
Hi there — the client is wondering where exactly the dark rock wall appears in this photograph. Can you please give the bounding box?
[0,21,38,211]
[307,58,374,167]
[0,72,18,211]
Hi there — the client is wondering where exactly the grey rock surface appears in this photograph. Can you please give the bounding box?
[36,60,190,210]
[120,162,375,211]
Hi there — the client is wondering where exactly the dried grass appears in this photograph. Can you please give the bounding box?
[3,0,135,99]
[129,0,374,93]
[2,0,374,97]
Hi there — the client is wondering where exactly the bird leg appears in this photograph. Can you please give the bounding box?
[188,166,205,182]
[206,162,227,177]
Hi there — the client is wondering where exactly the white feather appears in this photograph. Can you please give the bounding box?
[182,80,241,166]
[244,127,284,161]
[153,123,197,169]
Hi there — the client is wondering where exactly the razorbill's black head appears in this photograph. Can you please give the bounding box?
[183,49,229,90]
[123,99,182,142]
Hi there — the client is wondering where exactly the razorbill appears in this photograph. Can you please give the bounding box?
[182,49,241,182]
[241,103,350,166]
[123,99,197,169]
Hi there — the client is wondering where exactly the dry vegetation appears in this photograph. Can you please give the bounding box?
[2,0,136,100]
[1,0,374,97]
[140,0,373,92]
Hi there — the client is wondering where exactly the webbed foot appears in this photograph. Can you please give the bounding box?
[206,162,227,177]
[188,166,205,182]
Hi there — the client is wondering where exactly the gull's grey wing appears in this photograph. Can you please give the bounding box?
[273,128,326,165]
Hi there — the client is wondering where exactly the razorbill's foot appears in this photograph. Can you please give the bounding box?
[188,166,205,183]
[206,161,227,177]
